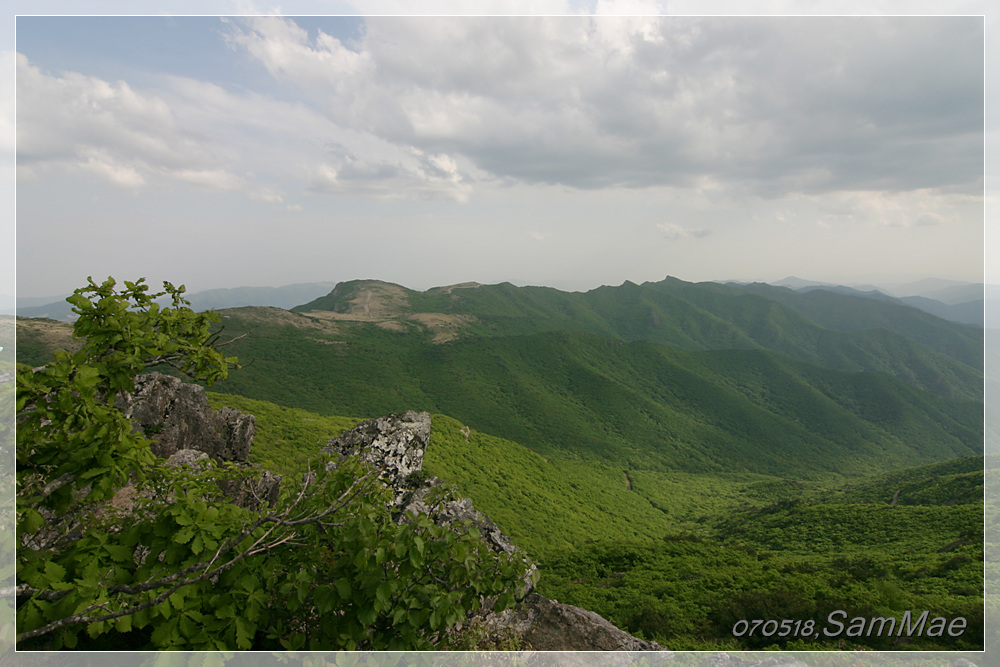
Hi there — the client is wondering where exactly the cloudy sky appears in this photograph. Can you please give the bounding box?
[12,7,987,298]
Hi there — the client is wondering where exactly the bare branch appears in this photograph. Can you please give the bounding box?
[41,472,75,497]
[214,330,253,348]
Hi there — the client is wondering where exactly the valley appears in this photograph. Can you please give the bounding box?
[14,275,986,651]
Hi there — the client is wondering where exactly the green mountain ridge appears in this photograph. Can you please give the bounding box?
[195,315,980,478]
[205,282,982,475]
[294,277,982,401]
[17,275,983,480]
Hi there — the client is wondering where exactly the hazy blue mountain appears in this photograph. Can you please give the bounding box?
[10,283,338,319]
[9,293,70,308]
[897,295,983,327]
[1,293,73,317]
[727,282,982,368]
[886,278,983,304]
[771,276,884,293]
[182,282,338,311]
[792,284,895,301]
[12,300,77,320]
[759,280,983,328]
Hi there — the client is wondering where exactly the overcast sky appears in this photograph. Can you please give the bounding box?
[11,8,988,298]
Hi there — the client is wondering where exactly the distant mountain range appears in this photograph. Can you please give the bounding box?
[6,282,338,320]
[762,277,988,327]
[18,275,982,479]
[772,276,984,303]
[26,275,976,481]
[10,276,991,328]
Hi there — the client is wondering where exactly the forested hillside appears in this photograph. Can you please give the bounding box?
[187,278,984,477]
[206,393,984,651]
[16,278,983,478]
[15,275,985,651]
[294,278,982,399]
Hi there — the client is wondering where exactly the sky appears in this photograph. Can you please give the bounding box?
[9,4,992,299]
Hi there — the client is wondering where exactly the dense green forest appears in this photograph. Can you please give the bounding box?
[201,286,983,478]
[15,275,986,651]
[206,393,985,651]
[294,278,982,399]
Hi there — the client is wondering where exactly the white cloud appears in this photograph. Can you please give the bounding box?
[158,72,479,201]
[78,147,146,188]
[657,222,711,240]
[307,148,473,202]
[16,52,475,203]
[223,16,371,96]
[225,16,982,196]
[16,54,250,194]
[248,185,285,204]
[824,189,976,229]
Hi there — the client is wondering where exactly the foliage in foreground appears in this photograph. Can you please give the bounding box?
[15,278,526,650]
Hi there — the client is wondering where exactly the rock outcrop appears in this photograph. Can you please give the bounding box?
[480,593,665,652]
[21,373,279,550]
[322,409,430,498]
[116,372,280,507]
[322,410,526,561]
[321,411,667,652]
[117,372,256,462]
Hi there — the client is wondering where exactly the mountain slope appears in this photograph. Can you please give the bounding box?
[17,275,984,479]
[201,389,982,652]
[293,277,982,401]
[730,281,982,365]
[197,308,981,478]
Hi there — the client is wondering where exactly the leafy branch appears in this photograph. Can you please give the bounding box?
[16,467,378,643]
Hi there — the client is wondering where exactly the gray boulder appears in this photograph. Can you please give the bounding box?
[117,372,279,507]
[165,448,210,469]
[322,410,430,497]
[480,593,667,652]
[323,411,535,588]
[117,372,256,463]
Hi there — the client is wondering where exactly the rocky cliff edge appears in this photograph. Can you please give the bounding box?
[321,409,668,652]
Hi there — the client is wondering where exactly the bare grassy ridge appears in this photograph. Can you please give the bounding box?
[296,282,477,343]
[14,317,80,365]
